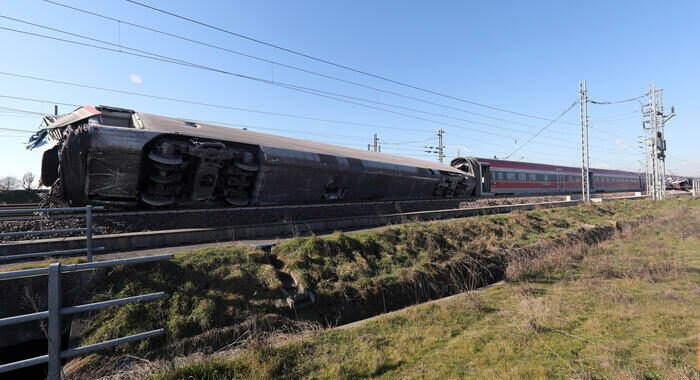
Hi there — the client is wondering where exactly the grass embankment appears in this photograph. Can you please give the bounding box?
[66,200,696,378]
[271,200,675,322]
[152,200,700,380]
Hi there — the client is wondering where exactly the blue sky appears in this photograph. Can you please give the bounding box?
[1,0,699,183]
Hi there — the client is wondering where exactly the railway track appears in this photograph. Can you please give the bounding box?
[0,195,547,221]
[0,191,646,221]
[0,203,40,218]
[0,203,39,209]
[0,194,650,262]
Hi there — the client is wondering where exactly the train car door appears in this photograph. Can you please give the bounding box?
[556,169,564,192]
[589,171,596,192]
[480,162,492,194]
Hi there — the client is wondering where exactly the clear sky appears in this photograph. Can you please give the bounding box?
[1,0,699,185]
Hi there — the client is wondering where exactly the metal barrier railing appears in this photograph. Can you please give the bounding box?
[0,254,173,379]
[0,205,104,262]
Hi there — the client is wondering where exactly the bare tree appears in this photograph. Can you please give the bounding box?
[0,176,20,191]
[22,172,35,190]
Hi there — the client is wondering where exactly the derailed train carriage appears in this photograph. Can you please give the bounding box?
[28,105,484,207]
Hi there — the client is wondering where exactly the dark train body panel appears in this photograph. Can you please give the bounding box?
[29,106,478,207]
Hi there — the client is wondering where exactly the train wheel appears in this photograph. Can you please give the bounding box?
[141,141,184,207]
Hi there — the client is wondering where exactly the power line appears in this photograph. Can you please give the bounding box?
[0,19,638,153]
[0,25,575,145]
[39,0,579,132]
[124,0,582,126]
[270,80,578,143]
[0,103,427,150]
[0,106,46,115]
[0,71,424,133]
[589,93,647,105]
[0,127,38,133]
[589,110,639,120]
[0,94,80,108]
[380,137,437,145]
[0,16,577,142]
[505,100,579,159]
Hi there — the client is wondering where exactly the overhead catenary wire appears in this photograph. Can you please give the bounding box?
[0,103,431,151]
[0,71,422,133]
[0,16,578,142]
[588,93,647,105]
[267,80,578,142]
[0,16,645,158]
[0,104,647,169]
[380,137,437,145]
[39,0,579,132]
[0,25,576,146]
[124,0,582,126]
[0,94,80,108]
[1,25,601,152]
[505,100,580,159]
[0,101,584,164]
[0,82,637,161]
[0,126,40,133]
[0,106,46,116]
[0,10,688,171]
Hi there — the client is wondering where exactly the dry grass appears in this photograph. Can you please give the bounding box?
[146,199,700,380]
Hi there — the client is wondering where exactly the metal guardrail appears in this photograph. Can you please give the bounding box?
[0,253,173,378]
[0,205,104,262]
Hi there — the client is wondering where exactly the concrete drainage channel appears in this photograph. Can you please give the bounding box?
[0,196,647,259]
[260,243,316,312]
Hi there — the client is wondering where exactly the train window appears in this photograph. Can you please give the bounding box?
[97,106,136,128]
[518,173,526,181]
[536,174,545,181]
[506,172,515,181]
[528,173,536,181]
[497,171,504,180]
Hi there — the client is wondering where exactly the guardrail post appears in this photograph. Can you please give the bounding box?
[47,263,62,380]
[86,205,93,263]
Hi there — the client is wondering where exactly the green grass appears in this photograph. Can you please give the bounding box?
[271,200,693,319]
[150,200,700,380]
[79,246,283,355]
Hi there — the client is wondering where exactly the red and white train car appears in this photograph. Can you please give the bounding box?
[474,158,642,195]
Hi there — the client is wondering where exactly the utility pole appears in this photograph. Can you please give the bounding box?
[437,129,444,163]
[424,129,445,163]
[579,80,590,202]
[54,105,58,116]
[373,133,378,152]
[642,83,674,200]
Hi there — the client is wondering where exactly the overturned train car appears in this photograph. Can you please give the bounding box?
[28,106,481,207]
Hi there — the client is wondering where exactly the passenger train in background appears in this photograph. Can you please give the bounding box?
[472,158,644,195]
[469,158,698,195]
[27,105,697,208]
